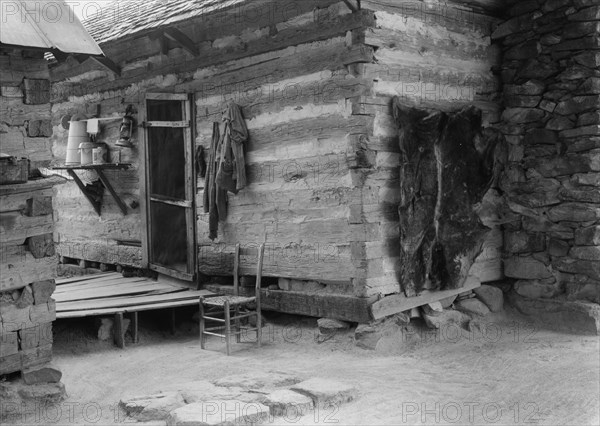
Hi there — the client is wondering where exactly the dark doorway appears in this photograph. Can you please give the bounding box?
[143,94,195,281]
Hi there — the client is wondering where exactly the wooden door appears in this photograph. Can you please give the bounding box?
[141,93,195,281]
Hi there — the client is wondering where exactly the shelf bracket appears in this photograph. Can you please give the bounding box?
[53,164,131,216]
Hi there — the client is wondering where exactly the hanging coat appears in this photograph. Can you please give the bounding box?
[216,102,248,193]
[203,122,228,241]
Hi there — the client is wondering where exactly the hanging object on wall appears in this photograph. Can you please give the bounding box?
[393,100,507,296]
[60,115,72,130]
[87,118,100,142]
[116,105,135,148]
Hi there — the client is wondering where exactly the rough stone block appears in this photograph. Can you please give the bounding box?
[174,381,242,404]
[504,256,553,280]
[575,225,600,246]
[504,95,541,108]
[25,196,53,217]
[167,400,270,426]
[559,188,600,203]
[27,234,55,259]
[421,309,470,329]
[546,116,575,131]
[26,120,53,137]
[525,151,600,178]
[517,59,558,81]
[572,172,600,186]
[31,280,56,305]
[120,392,186,422]
[291,378,358,407]
[0,332,19,357]
[554,257,600,280]
[548,239,570,257]
[213,372,301,390]
[504,231,546,253]
[570,246,600,261]
[473,285,504,312]
[454,298,490,316]
[505,40,541,60]
[18,322,52,350]
[15,381,65,402]
[97,318,114,341]
[505,80,545,96]
[555,96,600,116]
[354,314,408,350]
[539,99,556,113]
[317,318,350,334]
[29,300,56,324]
[262,389,314,417]
[508,291,600,335]
[502,107,546,124]
[573,51,600,69]
[439,295,458,308]
[563,273,600,304]
[578,112,600,126]
[568,5,600,21]
[0,305,32,332]
[15,286,34,309]
[22,365,62,385]
[514,280,559,299]
[547,203,600,222]
[560,125,600,138]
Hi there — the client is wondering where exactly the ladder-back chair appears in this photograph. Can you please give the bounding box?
[199,243,265,355]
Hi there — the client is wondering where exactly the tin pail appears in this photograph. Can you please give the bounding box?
[66,121,89,165]
[79,142,95,165]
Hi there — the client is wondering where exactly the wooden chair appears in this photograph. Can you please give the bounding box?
[199,243,265,355]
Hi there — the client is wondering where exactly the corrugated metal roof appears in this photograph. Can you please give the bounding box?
[0,0,103,55]
[81,0,247,44]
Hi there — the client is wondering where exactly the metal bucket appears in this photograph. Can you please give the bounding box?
[66,121,89,165]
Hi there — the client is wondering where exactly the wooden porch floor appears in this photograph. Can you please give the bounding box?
[54,272,212,319]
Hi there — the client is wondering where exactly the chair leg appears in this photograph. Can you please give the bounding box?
[224,300,231,356]
[235,305,241,343]
[256,309,262,348]
[199,297,205,350]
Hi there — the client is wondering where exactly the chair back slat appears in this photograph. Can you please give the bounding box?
[255,243,265,309]
[255,243,265,290]
[233,243,240,296]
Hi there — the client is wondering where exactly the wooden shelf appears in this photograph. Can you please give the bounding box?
[52,164,132,216]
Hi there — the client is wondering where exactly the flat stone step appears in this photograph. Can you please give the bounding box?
[120,392,186,422]
[262,389,314,417]
[290,378,358,408]
[167,400,270,426]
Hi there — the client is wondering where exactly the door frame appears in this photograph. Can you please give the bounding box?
[140,92,196,281]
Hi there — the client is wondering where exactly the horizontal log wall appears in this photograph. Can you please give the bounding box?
[353,1,504,296]
[49,2,378,294]
[49,0,503,301]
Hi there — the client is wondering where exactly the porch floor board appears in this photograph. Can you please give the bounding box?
[55,273,212,319]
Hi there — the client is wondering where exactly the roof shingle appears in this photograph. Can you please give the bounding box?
[81,0,247,44]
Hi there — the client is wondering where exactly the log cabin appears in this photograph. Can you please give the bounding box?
[45,0,599,328]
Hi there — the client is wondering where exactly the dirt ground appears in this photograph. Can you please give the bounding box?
[5,307,599,426]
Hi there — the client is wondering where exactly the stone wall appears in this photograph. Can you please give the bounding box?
[493,0,600,305]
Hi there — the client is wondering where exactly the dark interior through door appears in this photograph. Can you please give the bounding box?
[145,95,195,280]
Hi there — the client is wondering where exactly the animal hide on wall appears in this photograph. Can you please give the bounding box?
[392,99,506,296]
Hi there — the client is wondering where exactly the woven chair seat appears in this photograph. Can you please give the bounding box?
[203,295,256,307]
